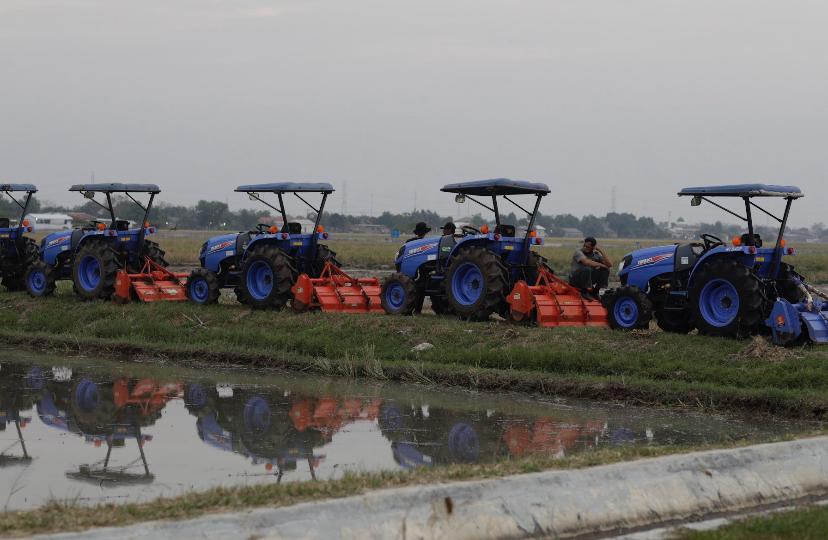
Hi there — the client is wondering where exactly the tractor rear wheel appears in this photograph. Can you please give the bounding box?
[446,247,509,321]
[2,238,39,291]
[689,258,766,338]
[72,240,119,300]
[187,268,221,305]
[777,263,806,304]
[604,286,653,330]
[24,260,57,297]
[655,308,694,334]
[310,244,340,277]
[381,273,417,315]
[429,294,454,316]
[143,240,169,267]
[237,245,295,309]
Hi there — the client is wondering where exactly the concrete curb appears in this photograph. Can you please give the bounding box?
[36,437,828,540]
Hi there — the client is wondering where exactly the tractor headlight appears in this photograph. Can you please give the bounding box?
[618,260,625,273]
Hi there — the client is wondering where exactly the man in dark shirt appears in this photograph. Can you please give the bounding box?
[406,222,430,243]
[569,236,612,300]
[441,222,456,236]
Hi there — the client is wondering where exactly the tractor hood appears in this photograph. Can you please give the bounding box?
[202,233,239,257]
[620,244,676,277]
[399,237,440,261]
[40,230,72,250]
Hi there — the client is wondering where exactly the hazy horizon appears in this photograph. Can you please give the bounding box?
[2,0,826,227]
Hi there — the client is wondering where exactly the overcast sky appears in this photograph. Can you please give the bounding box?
[1,0,826,227]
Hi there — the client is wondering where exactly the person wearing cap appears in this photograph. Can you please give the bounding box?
[441,222,456,236]
[406,222,431,243]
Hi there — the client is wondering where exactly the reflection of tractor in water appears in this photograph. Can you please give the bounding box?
[184,382,380,481]
[37,371,182,484]
[378,401,611,468]
[0,363,46,466]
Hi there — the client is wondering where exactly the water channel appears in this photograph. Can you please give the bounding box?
[0,347,817,511]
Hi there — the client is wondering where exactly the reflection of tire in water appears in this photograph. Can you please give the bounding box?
[447,422,480,463]
[74,379,100,412]
[24,366,45,390]
[379,404,403,432]
[610,427,635,444]
[243,396,272,433]
[185,384,208,411]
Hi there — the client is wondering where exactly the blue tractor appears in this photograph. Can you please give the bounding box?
[381,179,549,320]
[605,184,828,344]
[187,182,338,308]
[0,183,39,291]
[25,183,168,300]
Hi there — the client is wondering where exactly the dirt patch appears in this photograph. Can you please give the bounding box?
[732,336,803,362]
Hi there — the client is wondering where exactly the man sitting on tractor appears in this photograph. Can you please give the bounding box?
[569,237,612,301]
[441,222,457,236]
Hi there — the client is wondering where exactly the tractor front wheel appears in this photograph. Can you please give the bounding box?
[237,245,295,309]
[655,308,694,334]
[187,268,221,305]
[446,247,509,321]
[689,258,765,338]
[72,240,119,300]
[24,260,57,297]
[381,273,417,315]
[604,286,653,330]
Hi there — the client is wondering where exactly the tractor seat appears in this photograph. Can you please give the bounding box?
[281,222,303,234]
[0,217,9,229]
[494,224,516,237]
[115,220,130,231]
[740,233,763,247]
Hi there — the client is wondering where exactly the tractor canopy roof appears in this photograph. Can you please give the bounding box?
[678,184,803,198]
[441,178,550,196]
[235,182,334,194]
[1,183,38,193]
[69,183,161,193]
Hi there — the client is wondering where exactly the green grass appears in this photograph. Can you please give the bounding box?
[675,504,828,539]
[2,292,828,419]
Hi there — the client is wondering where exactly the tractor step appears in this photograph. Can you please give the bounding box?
[113,257,189,303]
[507,265,609,328]
[291,262,383,314]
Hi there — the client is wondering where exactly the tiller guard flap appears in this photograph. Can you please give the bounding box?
[291,262,383,314]
[507,265,609,328]
[113,257,189,303]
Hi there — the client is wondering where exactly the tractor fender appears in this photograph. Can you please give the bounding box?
[686,246,756,289]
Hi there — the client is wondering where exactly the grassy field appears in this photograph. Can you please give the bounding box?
[676,504,828,539]
[2,292,828,419]
[147,231,828,283]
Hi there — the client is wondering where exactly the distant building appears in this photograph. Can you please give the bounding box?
[561,227,584,238]
[350,223,389,234]
[67,212,96,225]
[25,213,73,231]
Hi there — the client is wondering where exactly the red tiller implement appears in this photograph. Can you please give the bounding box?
[291,262,383,313]
[507,265,609,328]
[113,257,189,303]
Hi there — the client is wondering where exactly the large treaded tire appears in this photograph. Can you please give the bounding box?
[381,272,417,315]
[72,239,119,300]
[655,308,694,334]
[1,238,39,291]
[144,240,169,267]
[689,258,766,338]
[237,244,295,309]
[310,244,340,277]
[187,268,221,305]
[777,263,806,304]
[603,286,653,330]
[24,260,57,297]
[445,246,509,321]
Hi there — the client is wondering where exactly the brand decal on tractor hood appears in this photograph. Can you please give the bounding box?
[46,236,69,247]
[406,242,438,257]
[635,253,672,267]
[207,240,234,254]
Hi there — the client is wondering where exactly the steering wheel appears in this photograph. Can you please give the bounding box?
[461,225,481,236]
[699,233,725,250]
[255,223,272,233]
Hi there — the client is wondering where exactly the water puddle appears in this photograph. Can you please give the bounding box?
[0,348,817,511]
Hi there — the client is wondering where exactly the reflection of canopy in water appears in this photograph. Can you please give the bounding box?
[65,425,155,485]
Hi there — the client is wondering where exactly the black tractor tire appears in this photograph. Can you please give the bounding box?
[429,294,454,316]
[72,240,119,301]
[186,268,221,305]
[524,251,545,285]
[143,240,169,267]
[236,244,296,309]
[777,263,806,304]
[380,272,418,315]
[655,308,694,334]
[445,246,509,321]
[2,238,39,291]
[689,258,767,338]
[603,286,653,330]
[310,244,340,277]
[24,260,57,297]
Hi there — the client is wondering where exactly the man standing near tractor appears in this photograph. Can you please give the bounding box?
[406,222,431,243]
[569,237,612,301]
